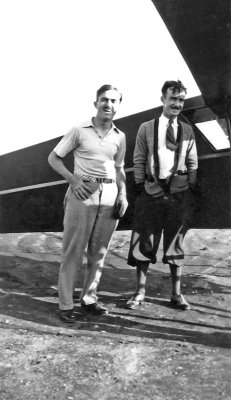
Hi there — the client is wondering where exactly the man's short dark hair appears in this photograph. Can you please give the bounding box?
[161,80,187,97]
[96,84,122,102]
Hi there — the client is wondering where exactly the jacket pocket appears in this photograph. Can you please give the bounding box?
[170,174,188,191]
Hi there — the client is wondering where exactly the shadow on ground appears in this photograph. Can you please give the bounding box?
[0,231,230,350]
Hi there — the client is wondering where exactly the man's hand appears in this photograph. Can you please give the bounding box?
[114,192,128,218]
[70,175,94,200]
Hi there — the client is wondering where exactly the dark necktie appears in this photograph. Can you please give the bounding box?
[166,119,178,151]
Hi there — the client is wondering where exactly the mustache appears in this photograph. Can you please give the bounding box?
[171,106,181,110]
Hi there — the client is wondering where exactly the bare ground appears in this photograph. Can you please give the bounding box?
[0,229,230,400]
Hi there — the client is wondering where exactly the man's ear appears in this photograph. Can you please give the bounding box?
[160,95,164,103]
[94,101,97,108]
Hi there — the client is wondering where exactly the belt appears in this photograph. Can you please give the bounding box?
[78,174,115,184]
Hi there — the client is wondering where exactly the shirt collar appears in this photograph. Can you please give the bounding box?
[81,118,120,133]
[160,113,178,127]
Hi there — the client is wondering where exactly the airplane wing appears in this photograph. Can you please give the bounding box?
[152,0,231,111]
[0,0,231,232]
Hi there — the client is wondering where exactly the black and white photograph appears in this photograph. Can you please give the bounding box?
[0,1,230,399]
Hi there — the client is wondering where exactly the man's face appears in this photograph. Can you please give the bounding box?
[94,90,121,121]
[161,88,186,119]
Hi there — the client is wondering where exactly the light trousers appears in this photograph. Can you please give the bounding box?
[58,182,118,310]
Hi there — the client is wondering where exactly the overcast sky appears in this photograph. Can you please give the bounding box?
[0,0,200,155]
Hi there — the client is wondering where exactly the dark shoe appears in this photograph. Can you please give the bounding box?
[59,309,76,323]
[73,292,79,302]
[125,293,144,309]
[170,294,190,310]
[81,302,109,315]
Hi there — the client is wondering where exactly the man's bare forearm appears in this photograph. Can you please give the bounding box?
[115,167,127,196]
[48,151,75,184]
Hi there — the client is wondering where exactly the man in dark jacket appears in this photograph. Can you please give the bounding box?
[126,80,198,311]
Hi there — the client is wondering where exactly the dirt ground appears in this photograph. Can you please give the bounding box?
[0,229,230,400]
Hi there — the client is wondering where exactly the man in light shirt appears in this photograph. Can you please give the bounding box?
[48,84,128,323]
[126,80,198,311]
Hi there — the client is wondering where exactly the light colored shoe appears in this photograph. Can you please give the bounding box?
[170,293,190,310]
[125,293,145,309]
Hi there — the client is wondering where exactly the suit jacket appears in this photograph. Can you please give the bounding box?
[133,118,198,197]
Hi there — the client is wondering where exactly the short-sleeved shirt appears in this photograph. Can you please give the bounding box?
[53,119,126,180]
